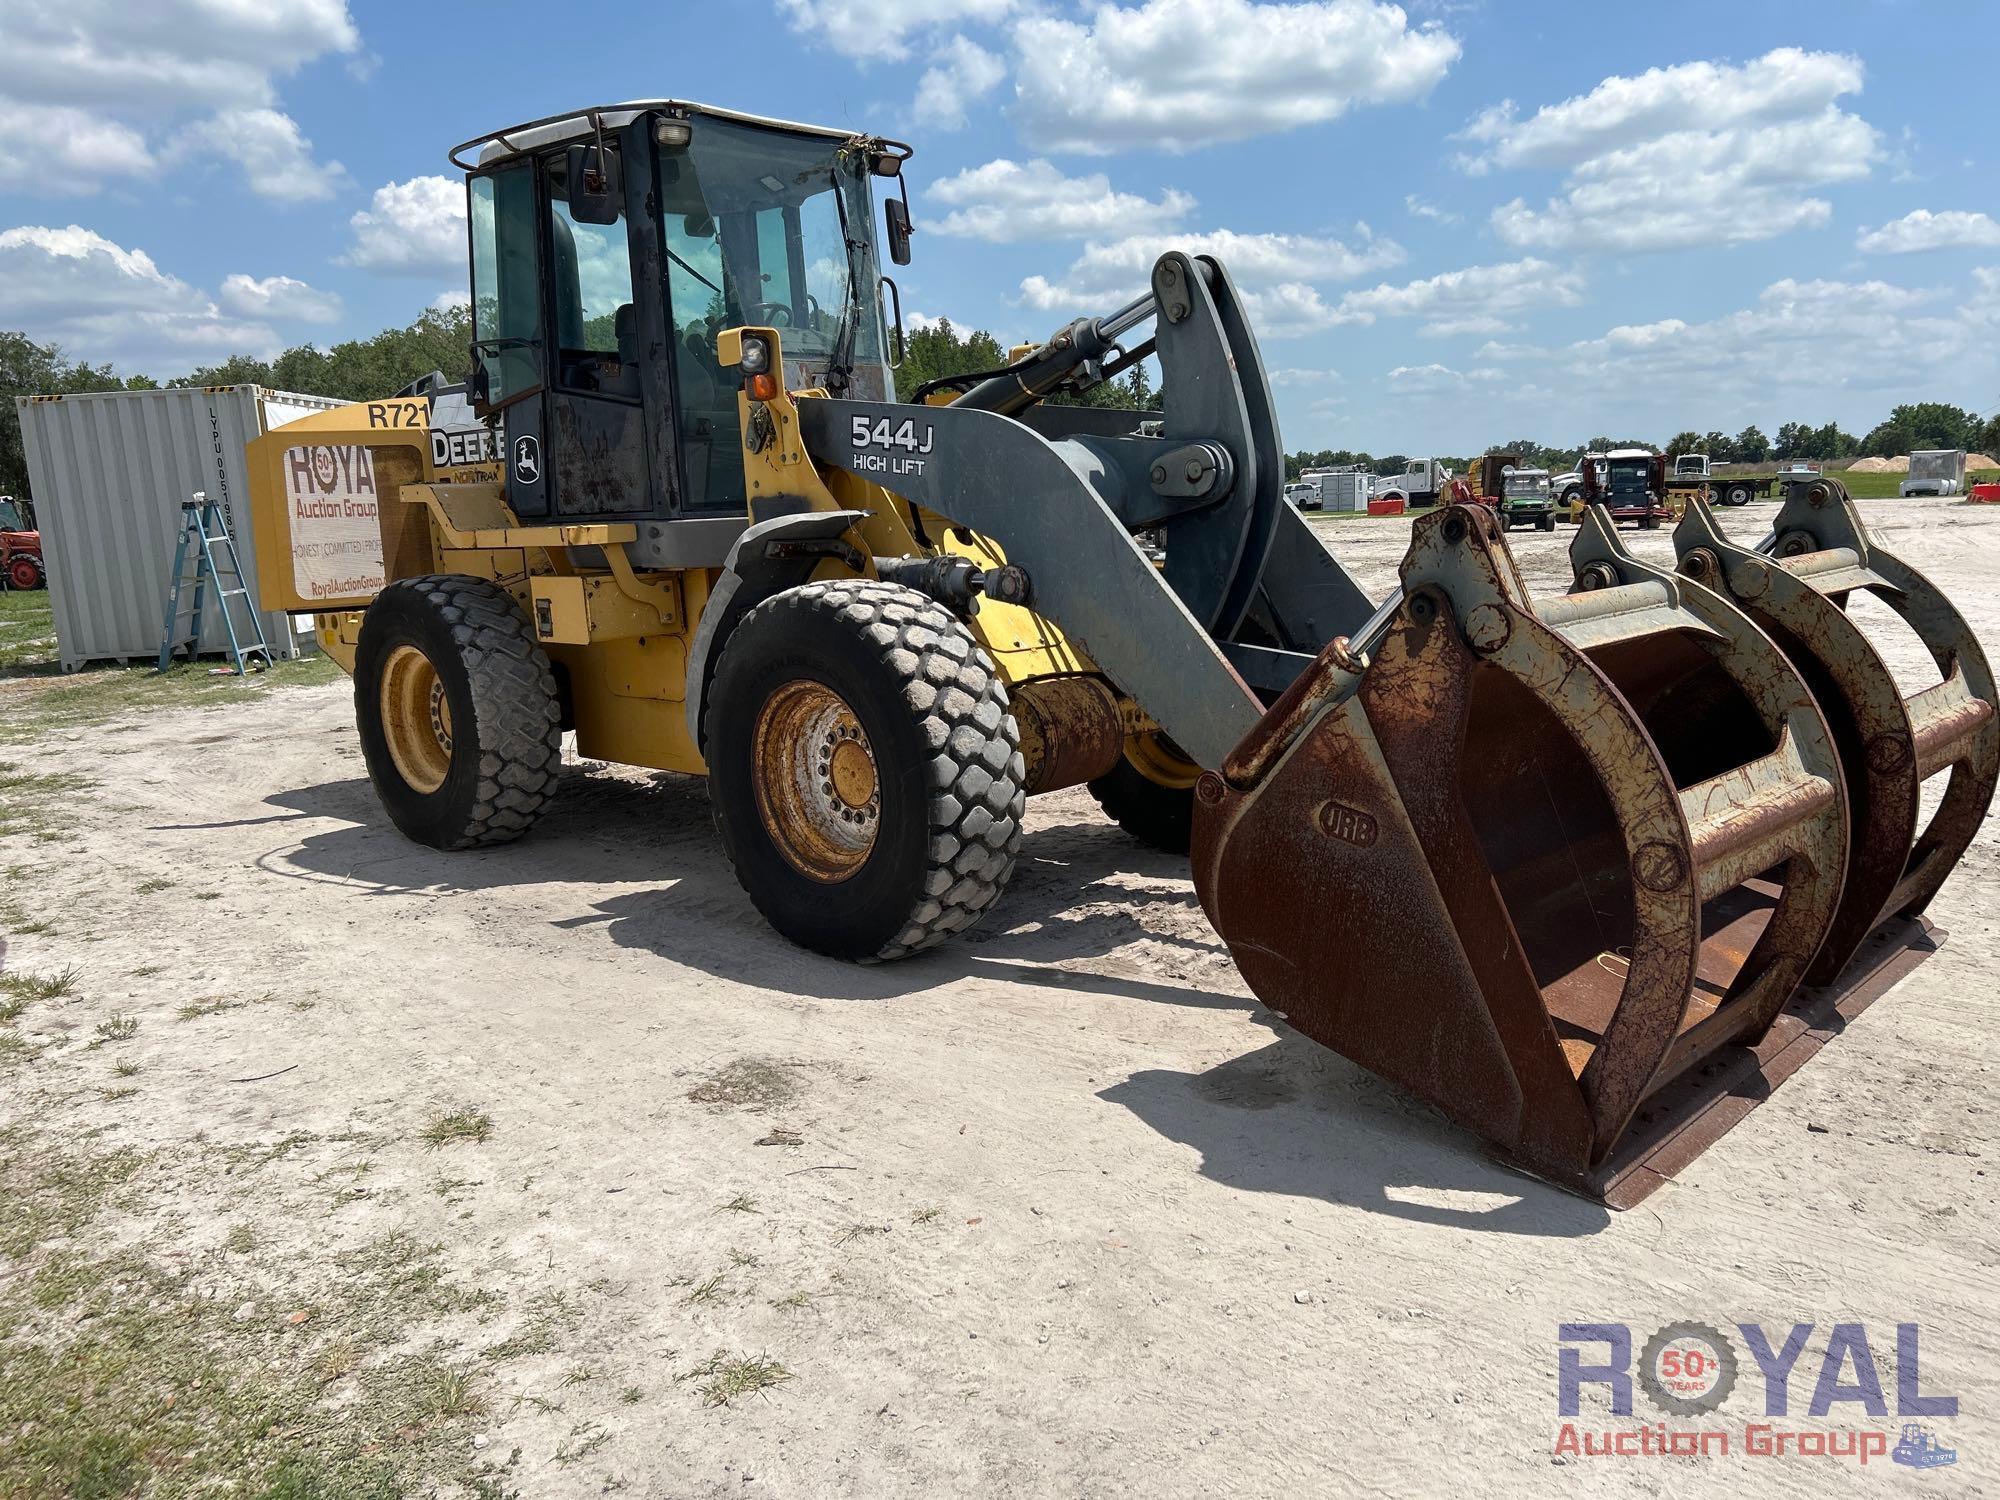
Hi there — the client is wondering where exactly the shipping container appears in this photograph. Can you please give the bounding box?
[14,385,342,672]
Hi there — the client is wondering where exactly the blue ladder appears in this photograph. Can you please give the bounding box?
[157,492,270,675]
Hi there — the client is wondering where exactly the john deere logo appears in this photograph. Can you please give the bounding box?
[1318,801,1378,847]
[513,435,541,485]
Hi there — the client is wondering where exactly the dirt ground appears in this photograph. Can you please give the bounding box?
[3,496,1996,1496]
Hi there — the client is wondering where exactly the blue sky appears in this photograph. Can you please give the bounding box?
[3,0,1997,454]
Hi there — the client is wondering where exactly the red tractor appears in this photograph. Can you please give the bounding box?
[0,495,44,591]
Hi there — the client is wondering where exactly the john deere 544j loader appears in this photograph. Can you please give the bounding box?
[247,101,1996,1206]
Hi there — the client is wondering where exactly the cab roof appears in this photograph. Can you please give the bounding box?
[452,100,876,171]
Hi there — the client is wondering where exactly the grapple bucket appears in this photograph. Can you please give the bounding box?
[1190,503,1862,1205]
[1674,482,1998,984]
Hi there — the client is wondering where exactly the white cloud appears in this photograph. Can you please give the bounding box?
[0,1,358,111]
[1470,274,1975,425]
[171,107,347,201]
[913,37,1006,130]
[1387,362,1460,391]
[1466,49,1880,252]
[342,175,467,276]
[1011,0,1461,154]
[430,288,471,313]
[1856,209,2000,255]
[0,1,358,194]
[1017,227,1404,335]
[1268,367,1343,387]
[219,272,341,323]
[779,0,1014,59]
[1403,193,1460,225]
[928,159,1194,243]
[0,224,275,369]
[0,102,154,193]
[1333,257,1583,335]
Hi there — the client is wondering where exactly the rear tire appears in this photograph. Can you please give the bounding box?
[354,575,562,850]
[1539,514,1556,532]
[5,554,41,591]
[705,580,1025,961]
[1088,733,1199,855]
[1726,484,1752,506]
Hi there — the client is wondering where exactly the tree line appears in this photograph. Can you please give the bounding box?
[1,309,474,500]
[5,306,1989,503]
[1285,402,1998,481]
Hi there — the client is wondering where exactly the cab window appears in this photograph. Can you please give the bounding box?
[468,164,542,409]
[543,150,639,400]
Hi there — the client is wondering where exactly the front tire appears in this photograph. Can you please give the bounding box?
[705,580,1025,961]
[1725,484,1752,506]
[354,576,562,850]
[5,554,42,591]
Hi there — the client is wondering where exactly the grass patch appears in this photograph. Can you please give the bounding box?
[178,994,243,1022]
[683,1273,728,1307]
[134,877,174,895]
[686,1056,801,1113]
[683,1349,793,1408]
[0,590,56,672]
[910,1205,942,1225]
[769,1291,811,1313]
[420,1108,493,1149]
[94,1012,138,1043]
[0,1132,146,1260]
[716,1193,758,1215]
[482,1288,581,1362]
[0,1243,496,1496]
[1,964,80,1006]
[0,652,345,746]
[0,764,94,842]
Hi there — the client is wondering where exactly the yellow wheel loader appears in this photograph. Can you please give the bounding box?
[248,101,1996,1206]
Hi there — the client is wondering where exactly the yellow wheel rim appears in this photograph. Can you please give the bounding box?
[753,679,881,883]
[1125,730,1201,791]
[380,644,454,794]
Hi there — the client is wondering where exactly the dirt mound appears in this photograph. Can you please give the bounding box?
[1847,456,1899,473]
[1967,452,1997,470]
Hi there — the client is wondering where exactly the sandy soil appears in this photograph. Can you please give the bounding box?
[4,495,1996,1495]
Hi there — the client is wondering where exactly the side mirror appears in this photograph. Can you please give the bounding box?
[565,143,622,226]
[884,194,913,267]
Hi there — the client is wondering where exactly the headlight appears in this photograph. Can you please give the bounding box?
[739,336,771,376]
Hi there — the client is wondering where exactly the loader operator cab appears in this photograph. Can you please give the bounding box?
[456,104,903,563]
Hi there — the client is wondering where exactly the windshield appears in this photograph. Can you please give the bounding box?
[1605,460,1653,497]
[1909,452,1959,481]
[1504,474,1549,497]
[1674,456,1704,474]
[0,499,25,531]
[667,117,884,377]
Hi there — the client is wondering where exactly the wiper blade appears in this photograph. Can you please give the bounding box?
[824,167,867,395]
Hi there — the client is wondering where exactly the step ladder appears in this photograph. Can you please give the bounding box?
[157,492,270,675]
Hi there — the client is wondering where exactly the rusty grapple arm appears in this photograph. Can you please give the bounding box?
[1191,503,1876,1204]
[1674,480,1998,983]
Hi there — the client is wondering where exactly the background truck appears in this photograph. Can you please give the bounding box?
[1372,456,1453,507]
[1580,447,1672,528]
[1551,452,1606,509]
[0,494,43,591]
[1901,449,1966,497]
[1668,453,1775,507]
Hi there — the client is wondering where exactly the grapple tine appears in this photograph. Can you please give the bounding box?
[1191,503,1854,1205]
[1674,482,1999,982]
